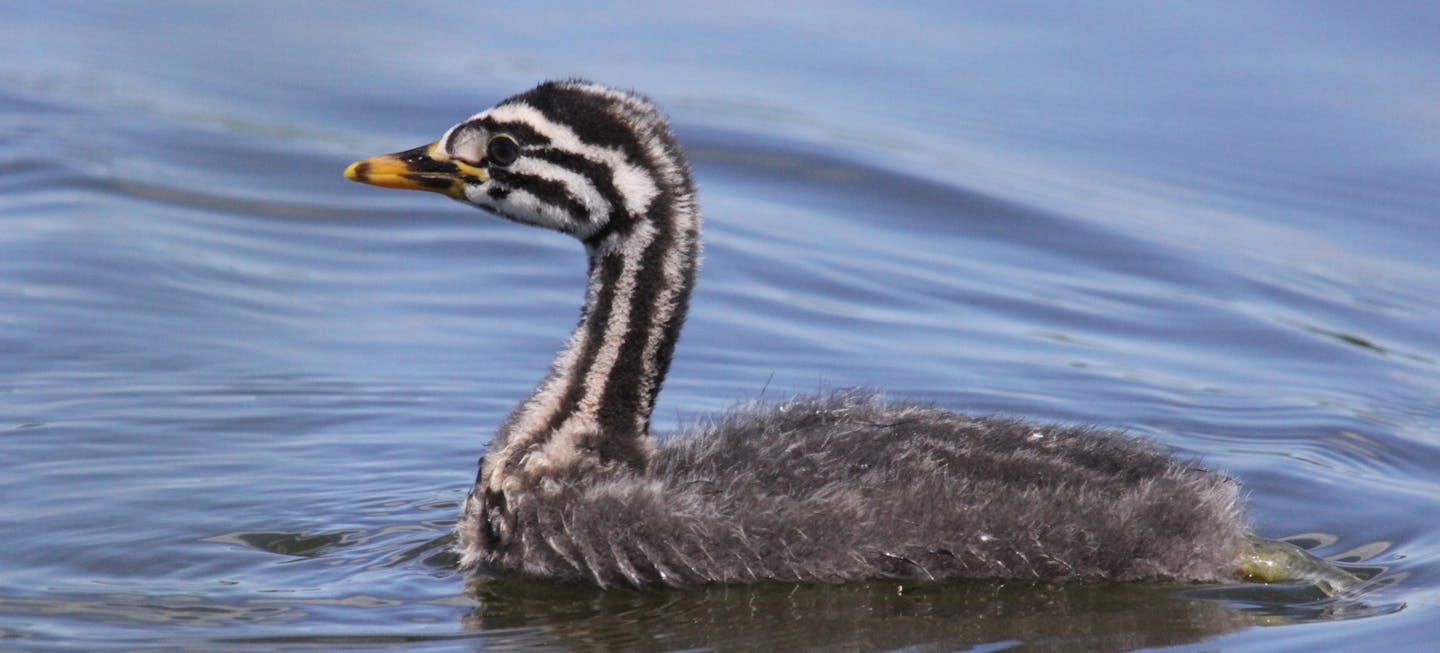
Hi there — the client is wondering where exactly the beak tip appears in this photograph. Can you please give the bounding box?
[343,160,367,183]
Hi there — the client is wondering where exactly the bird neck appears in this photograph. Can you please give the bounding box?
[482,186,701,490]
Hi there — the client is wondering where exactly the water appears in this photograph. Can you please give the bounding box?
[3,1,1438,650]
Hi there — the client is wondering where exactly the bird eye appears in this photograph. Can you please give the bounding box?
[486,134,520,166]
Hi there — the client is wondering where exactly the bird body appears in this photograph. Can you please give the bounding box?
[459,392,1246,586]
[345,80,1251,588]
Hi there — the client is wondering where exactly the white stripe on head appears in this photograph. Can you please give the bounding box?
[514,157,613,225]
[464,186,572,233]
[483,102,660,218]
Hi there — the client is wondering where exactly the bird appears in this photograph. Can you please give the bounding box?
[344,80,1253,589]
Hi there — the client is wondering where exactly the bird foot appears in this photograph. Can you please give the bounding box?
[1236,536,1362,596]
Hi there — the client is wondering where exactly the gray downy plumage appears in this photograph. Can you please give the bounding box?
[461,391,1247,587]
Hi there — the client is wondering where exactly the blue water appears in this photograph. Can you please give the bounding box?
[3,2,1439,650]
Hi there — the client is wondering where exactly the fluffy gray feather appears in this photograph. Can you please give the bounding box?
[460,392,1248,588]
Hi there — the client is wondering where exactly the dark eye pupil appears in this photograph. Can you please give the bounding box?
[487,136,519,166]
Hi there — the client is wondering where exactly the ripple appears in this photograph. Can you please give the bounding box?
[203,531,358,559]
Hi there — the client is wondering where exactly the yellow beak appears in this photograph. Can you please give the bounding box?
[343,143,488,200]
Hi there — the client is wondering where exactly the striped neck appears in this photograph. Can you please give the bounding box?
[481,168,700,493]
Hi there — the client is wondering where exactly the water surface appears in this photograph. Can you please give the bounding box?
[3,2,1438,650]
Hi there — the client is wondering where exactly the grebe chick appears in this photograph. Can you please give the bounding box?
[345,80,1273,589]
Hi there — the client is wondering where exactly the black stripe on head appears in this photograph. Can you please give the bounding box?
[475,117,552,147]
[488,168,592,226]
[509,82,648,163]
[529,148,632,229]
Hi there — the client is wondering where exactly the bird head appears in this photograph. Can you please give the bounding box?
[345,80,691,245]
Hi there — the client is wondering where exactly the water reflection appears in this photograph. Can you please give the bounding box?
[466,578,1248,652]
[456,535,1405,652]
